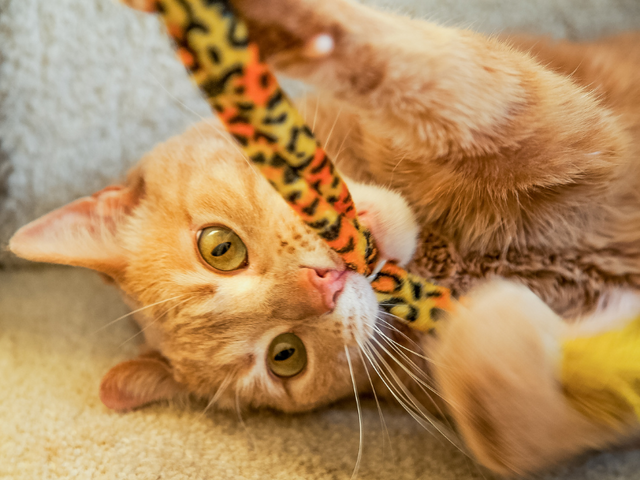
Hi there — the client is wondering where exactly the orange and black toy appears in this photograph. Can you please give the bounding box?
[122,0,640,426]
[122,0,452,334]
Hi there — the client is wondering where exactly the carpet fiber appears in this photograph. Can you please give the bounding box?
[2,267,640,479]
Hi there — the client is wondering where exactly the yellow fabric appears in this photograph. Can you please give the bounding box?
[562,316,640,426]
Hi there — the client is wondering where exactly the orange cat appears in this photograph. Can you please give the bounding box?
[9,0,640,475]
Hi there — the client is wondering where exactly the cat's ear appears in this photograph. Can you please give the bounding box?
[8,184,141,277]
[99,351,184,411]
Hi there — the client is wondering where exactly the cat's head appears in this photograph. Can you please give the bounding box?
[9,122,419,413]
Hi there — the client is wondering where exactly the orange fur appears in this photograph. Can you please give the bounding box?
[8,0,640,475]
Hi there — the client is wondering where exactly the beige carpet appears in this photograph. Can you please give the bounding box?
[2,266,640,479]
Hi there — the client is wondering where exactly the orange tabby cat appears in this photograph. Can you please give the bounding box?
[9,0,640,475]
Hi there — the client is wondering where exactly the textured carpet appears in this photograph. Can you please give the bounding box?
[1,267,640,479]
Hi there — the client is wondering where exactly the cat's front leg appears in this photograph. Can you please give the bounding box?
[432,280,638,476]
[232,0,626,253]
[232,0,525,159]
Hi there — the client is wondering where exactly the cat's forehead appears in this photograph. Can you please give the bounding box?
[138,122,282,226]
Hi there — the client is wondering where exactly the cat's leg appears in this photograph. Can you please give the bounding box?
[231,0,629,251]
[432,280,639,475]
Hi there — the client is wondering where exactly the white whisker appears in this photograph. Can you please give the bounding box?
[357,345,392,461]
[117,296,193,348]
[358,340,436,434]
[323,106,343,151]
[312,95,320,132]
[369,334,440,398]
[148,72,260,175]
[91,293,188,335]
[236,388,255,451]
[359,340,466,455]
[375,315,437,364]
[369,320,465,452]
[200,370,234,419]
[345,345,363,480]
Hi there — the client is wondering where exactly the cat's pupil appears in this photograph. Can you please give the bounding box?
[274,348,295,362]
[211,242,231,257]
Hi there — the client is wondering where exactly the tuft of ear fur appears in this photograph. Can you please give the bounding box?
[100,351,183,411]
[8,185,139,277]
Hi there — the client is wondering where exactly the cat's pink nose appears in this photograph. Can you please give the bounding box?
[304,267,347,314]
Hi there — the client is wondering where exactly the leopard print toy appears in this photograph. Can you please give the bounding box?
[124,0,452,333]
[122,0,640,425]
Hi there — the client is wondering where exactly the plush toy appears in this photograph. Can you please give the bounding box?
[122,0,640,427]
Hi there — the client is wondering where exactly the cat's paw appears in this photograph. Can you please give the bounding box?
[344,179,419,267]
[432,280,595,475]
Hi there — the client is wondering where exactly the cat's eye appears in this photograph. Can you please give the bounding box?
[197,226,248,271]
[267,333,307,378]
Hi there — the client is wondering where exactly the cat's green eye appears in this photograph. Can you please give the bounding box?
[267,333,307,378]
[197,226,247,271]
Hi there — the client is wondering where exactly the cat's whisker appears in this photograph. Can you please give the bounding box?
[117,296,194,348]
[371,324,439,390]
[368,319,465,451]
[363,316,437,388]
[374,315,436,364]
[389,153,408,188]
[199,369,234,419]
[358,340,440,439]
[358,340,425,423]
[235,387,256,451]
[344,345,364,480]
[323,106,343,153]
[147,72,260,175]
[369,333,462,444]
[372,324,432,368]
[370,333,440,398]
[312,94,320,132]
[360,340,466,455]
[364,341,438,427]
[370,320,428,363]
[356,344,392,461]
[331,125,355,170]
[91,293,188,336]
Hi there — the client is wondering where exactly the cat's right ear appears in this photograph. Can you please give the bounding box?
[8,184,141,278]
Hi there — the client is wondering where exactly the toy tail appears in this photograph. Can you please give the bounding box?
[562,315,640,428]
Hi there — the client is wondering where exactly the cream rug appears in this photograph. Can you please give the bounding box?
[1,266,640,479]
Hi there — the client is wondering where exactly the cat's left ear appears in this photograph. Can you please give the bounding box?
[8,183,141,278]
[100,351,184,411]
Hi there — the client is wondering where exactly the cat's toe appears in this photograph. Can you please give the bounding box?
[345,179,419,267]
